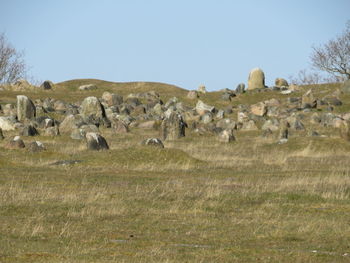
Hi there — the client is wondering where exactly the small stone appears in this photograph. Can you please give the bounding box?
[6,136,25,149]
[141,138,164,148]
[217,129,235,143]
[78,84,98,91]
[27,141,45,152]
[86,132,109,150]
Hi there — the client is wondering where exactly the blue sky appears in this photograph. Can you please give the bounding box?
[0,0,349,90]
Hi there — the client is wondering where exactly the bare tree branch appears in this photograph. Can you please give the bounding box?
[0,33,27,84]
[310,21,350,80]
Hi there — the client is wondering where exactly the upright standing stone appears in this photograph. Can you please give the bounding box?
[160,112,186,140]
[248,68,265,90]
[80,96,106,122]
[17,95,36,121]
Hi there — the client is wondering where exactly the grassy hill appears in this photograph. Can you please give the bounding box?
[1,80,350,262]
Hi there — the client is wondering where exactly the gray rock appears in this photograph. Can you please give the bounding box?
[27,141,45,152]
[201,112,213,124]
[235,83,245,94]
[141,138,164,148]
[160,112,186,141]
[59,114,85,134]
[17,95,36,121]
[248,68,265,90]
[113,120,129,133]
[86,132,109,150]
[20,125,39,136]
[195,100,215,115]
[6,136,25,149]
[44,126,60,136]
[217,129,235,143]
[71,125,99,140]
[0,116,16,131]
[40,80,54,90]
[80,96,106,123]
[102,92,123,107]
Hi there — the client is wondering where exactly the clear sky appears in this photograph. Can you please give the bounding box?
[0,0,349,90]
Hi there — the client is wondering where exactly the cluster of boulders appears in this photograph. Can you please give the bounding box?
[1,72,350,152]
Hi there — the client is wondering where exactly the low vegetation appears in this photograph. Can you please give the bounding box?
[0,80,350,262]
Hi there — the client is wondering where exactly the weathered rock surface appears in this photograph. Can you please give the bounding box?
[17,95,36,121]
[86,132,109,150]
[141,138,164,148]
[248,68,265,90]
[160,112,186,140]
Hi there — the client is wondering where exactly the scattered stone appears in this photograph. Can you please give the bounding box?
[261,128,274,138]
[160,112,186,140]
[262,119,279,131]
[217,129,235,143]
[78,84,98,91]
[20,125,39,136]
[248,68,265,90]
[281,90,292,95]
[102,92,123,107]
[141,138,164,148]
[71,125,99,140]
[86,132,109,150]
[0,116,16,131]
[113,120,129,133]
[301,89,317,108]
[59,114,85,134]
[235,83,245,94]
[138,120,156,129]
[195,100,215,115]
[40,80,54,90]
[17,95,36,121]
[6,136,25,149]
[250,102,266,116]
[275,78,288,87]
[241,120,258,131]
[80,96,106,123]
[27,141,45,152]
[44,126,60,136]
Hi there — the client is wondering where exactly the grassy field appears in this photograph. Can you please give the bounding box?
[1,80,350,262]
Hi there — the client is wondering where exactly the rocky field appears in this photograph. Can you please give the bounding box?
[1,76,350,262]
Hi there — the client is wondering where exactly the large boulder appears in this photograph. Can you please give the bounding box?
[86,132,109,150]
[195,100,215,115]
[248,68,265,90]
[17,95,36,121]
[59,114,85,134]
[80,96,106,123]
[160,112,186,141]
[250,102,266,116]
[71,124,99,140]
[0,116,16,131]
[102,92,123,107]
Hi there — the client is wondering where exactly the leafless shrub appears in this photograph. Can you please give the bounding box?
[0,33,27,84]
[310,21,350,80]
